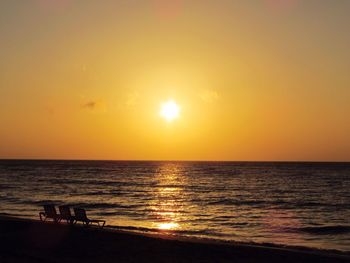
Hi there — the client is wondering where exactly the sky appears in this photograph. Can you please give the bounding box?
[0,0,349,161]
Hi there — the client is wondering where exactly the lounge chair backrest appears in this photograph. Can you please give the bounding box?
[74,208,88,221]
[59,205,72,218]
[44,205,57,217]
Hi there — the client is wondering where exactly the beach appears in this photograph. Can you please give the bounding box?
[0,216,349,263]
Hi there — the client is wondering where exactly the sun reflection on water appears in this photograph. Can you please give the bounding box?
[148,163,187,232]
[157,222,180,230]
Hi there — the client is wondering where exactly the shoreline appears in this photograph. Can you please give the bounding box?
[0,216,349,262]
[3,214,350,255]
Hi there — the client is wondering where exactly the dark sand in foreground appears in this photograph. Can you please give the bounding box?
[0,216,349,263]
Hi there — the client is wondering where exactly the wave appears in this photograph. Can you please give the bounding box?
[273,225,350,235]
[296,225,350,235]
[0,184,17,190]
[70,202,143,210]
[207,199,350,210]
[84,191,122,196]
[107,225,216,236]
[0,212,34,218]
[208,200,267,206]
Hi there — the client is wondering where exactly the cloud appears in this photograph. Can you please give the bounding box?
[125,92,140,107]
[82,101,96,109]
[82,100,107,112]
[45,107,55,115]
[200,89,219,103]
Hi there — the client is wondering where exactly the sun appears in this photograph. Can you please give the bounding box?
[160,100,180,122]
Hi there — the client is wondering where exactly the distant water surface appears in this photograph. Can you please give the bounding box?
[0,160,349,252]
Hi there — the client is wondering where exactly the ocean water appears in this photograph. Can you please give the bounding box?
[0,160,349,252]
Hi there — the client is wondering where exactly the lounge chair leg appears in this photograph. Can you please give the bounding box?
[39,212,46,222]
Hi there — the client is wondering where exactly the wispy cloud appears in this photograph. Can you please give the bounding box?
[125,92,140,107]
[82,101,97,109]
[45,107,55,115]
[82,100,107,112]
[200,89,219,103]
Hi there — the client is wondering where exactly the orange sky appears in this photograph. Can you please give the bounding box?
[0,1,349,161]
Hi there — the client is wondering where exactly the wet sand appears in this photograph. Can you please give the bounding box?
[0,216,349,263]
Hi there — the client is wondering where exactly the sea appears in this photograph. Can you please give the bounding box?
[0,160,349,252]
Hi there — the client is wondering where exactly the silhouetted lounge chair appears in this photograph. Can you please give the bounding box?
[73,208,105,228]
[39,204,61,223]
[58,205,75,224]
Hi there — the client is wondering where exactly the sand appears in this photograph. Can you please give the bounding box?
[0,216,349,263]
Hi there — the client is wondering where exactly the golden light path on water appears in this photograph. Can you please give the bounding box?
[106,162,306,242]
[147,163,307,245]
[150,163,186,232]
[158,222,180,230]
[103,163,188,232]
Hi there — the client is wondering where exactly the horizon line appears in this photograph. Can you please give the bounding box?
[0,158,349,163]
